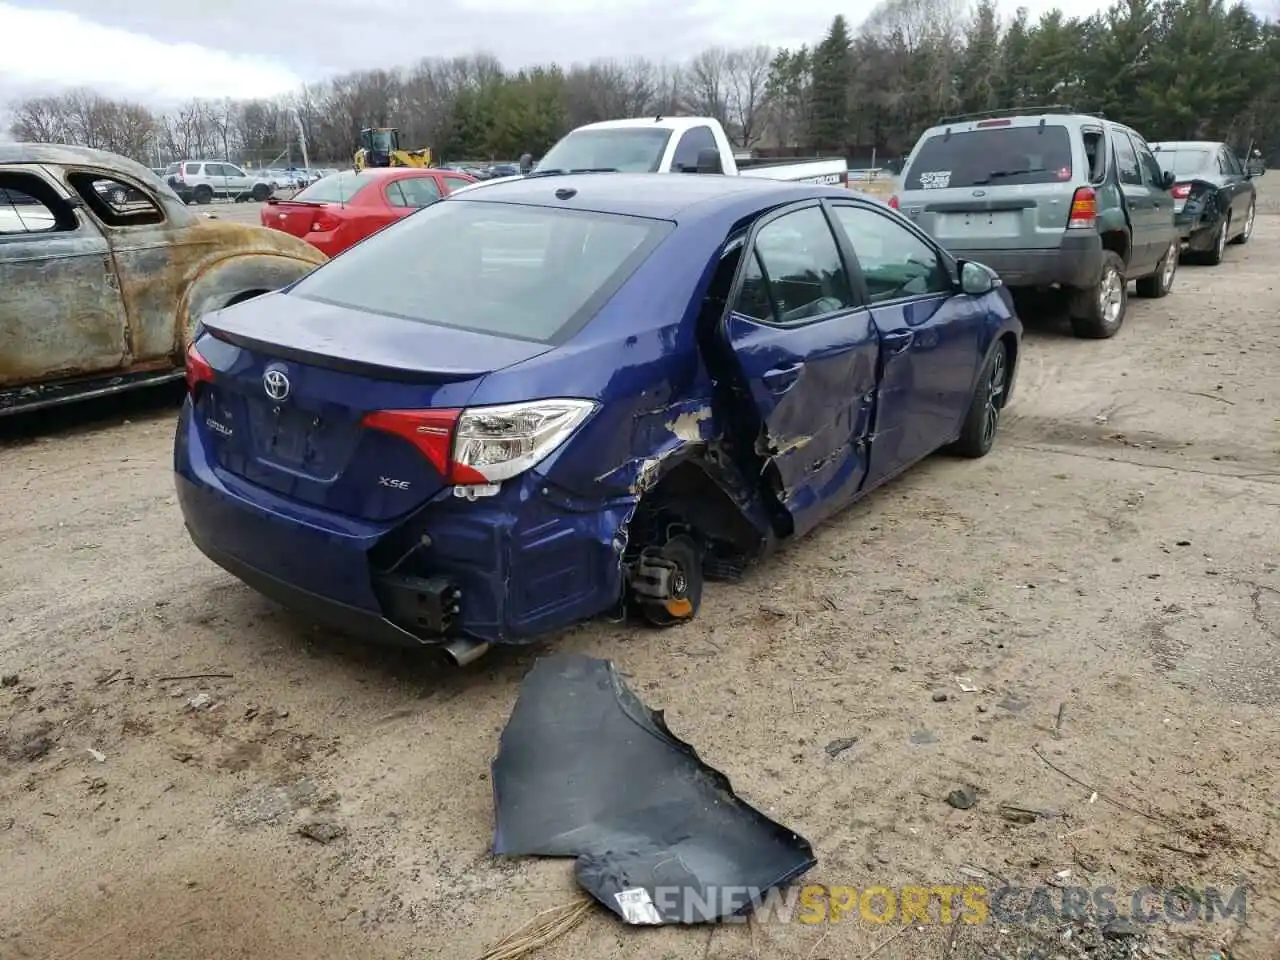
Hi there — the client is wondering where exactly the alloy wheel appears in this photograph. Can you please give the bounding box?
[1098,267,1123,326]
[1161,241,1177,289]
[983,347,1007,446]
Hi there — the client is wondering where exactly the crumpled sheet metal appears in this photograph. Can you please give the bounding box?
[491,654,817,925]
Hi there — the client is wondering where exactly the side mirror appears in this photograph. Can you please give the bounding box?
[960,260,999,296]
[1161,169,1176,190]
[695,148,723,175]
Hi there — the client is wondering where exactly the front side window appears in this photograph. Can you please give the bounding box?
[734,206,855,325]
[1114,133,1142,186]
[67,173,163,227]
[672,126,720,173]
[830,205,951,302]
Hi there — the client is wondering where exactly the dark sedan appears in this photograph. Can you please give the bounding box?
[1151,140,1257,265]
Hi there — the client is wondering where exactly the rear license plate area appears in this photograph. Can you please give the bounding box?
[938,211,1020,238]
[248,401,321,468]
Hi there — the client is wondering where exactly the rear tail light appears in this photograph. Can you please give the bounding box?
[887,194,900,209]
[185,341,214,395]
[1171,182,1191,199]
[362,399,597,486]
[1067,186,1097,229]
[311,210,341,232]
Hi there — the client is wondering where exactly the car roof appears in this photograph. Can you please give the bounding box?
[0,141,160,176]
[1150,140,1223,150]
[447,172,851,221]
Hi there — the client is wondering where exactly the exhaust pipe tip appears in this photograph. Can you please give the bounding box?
[442,637,491,667]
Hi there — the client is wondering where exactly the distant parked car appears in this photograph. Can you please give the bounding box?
[260,166,476,256]
[1,143,326,416]
[892,108,1180,338]
[1150,140,1256,265]
[164,160,276,204]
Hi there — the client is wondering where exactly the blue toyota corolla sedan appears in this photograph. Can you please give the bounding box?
[175,173,1021,662]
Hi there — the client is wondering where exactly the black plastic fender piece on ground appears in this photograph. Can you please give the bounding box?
[490,653,817,925]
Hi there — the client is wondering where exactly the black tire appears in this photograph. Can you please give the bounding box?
[636,535,703,627]
[251,183,270,202]
[1135,239,1178,299]
[1231,201,1255,245]
[1069,250,1127,339]
[1202,213,1229,265]
[193,185,213,205]
[949,339,1009,459]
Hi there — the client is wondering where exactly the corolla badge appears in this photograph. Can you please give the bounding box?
[263,367,291,401]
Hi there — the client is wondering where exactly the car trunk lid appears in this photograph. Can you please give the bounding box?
[195,293,553,522]
[263,199,333,239]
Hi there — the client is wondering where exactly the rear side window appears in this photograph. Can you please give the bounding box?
[289,200,673,344]
[184,163,202,176]
[904,125,1073,190]
[1155,148,1213,177]
[442,175,473,193]
[387,177,441,208]
[295,171,377,203]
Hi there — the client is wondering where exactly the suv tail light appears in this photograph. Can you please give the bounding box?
[1171,182,1191,200]
[839,171,849,189]
[311,210,342,232]
[362,399,597,486]
[1067,186,1097,229]
[185,341,214,394]
[888,194,900,210]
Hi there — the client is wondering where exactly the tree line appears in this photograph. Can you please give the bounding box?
[8,0,1279,170]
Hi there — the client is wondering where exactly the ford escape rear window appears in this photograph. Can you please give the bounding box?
[904,125,1074,190]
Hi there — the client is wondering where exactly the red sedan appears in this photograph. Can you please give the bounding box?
[260,167,476,256]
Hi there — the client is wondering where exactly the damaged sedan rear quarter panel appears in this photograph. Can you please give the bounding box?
[0,143,326,415]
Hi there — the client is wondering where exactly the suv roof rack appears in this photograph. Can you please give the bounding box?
[936,104,1102,125]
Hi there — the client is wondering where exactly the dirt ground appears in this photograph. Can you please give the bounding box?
[2,183,1278,960]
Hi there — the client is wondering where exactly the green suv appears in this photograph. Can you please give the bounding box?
[891,107,1179,338]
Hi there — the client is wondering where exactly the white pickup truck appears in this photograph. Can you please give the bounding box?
[453,116,850,192]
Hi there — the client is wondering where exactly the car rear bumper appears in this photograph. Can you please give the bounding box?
[951,233,1104,289]
[174,400,627,646]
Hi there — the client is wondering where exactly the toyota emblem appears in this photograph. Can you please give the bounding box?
[263,368,290,401]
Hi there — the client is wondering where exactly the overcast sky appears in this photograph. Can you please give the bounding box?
[0,0,1257,109]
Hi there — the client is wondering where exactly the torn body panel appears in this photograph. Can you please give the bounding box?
[707,309,881,539]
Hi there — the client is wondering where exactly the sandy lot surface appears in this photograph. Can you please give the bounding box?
[2,183,1278,960]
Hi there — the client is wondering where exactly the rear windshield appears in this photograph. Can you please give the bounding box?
[904,125,1074,190]
[536,128,674,174]
[1153,148,1213,177]
[294,171,377,203]
[288,199,673,344]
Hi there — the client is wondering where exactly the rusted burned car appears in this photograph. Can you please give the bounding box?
[1,144,327,415]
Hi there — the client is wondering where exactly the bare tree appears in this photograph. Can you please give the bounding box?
[724,45,774,147]
[683,47,731,123]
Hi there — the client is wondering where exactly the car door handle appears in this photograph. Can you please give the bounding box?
[883,330,914,355]
[763,362,804,394]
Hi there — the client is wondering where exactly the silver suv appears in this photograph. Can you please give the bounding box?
[164,160,276,204]
[892,107,1179,338]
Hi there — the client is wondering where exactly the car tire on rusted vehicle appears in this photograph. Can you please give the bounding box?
[0,143,328,417]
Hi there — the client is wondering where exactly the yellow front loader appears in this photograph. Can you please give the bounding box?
[353,127,432,171]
